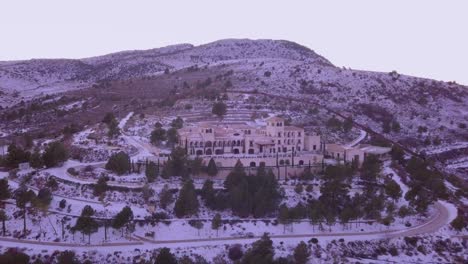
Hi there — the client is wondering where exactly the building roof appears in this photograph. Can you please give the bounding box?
[265,116,284,122]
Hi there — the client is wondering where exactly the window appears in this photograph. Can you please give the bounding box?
[278,132,281,137]
[313,145,316,150]
[278,140,281,144]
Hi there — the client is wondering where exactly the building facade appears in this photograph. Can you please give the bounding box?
[177,117,323,168]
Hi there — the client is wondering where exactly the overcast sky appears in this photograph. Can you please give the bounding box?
[1,0,467,84]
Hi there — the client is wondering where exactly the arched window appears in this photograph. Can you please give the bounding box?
[298,160,304,166]
[285,159,290,165]
[215,149,223,155]
[205,141,212,147]
[279,160,285,165]
[248,148,255,154]
[196,150,203,155]
[250,162,256,167]
[205,149,212,155]
[233,149,240,154]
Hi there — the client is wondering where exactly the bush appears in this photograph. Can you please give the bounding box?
[228,244,243,261]
[389,247,398,256]
[309,238,318,244]
[67,167,79,176]
[294,184,303,194]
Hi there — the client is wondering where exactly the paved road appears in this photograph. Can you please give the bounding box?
[0,202,455,250]
[384,202,450,239]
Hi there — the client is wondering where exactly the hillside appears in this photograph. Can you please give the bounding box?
[0,38,467,178]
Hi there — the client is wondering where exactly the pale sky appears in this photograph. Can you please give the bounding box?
[1,0,467,85]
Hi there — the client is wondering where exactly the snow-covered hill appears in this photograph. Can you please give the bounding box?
[0,39,467,177]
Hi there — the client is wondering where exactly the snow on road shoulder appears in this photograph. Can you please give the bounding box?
[438,200,458,224]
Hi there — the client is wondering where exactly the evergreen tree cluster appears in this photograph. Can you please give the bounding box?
[224,161,281,217]
[73,205,99,244]
[3,141,68,169]
[404,157,448,213]
[105,151,131,175]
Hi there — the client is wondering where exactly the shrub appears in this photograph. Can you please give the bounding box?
[67,168,79,176]
[309,238,318,244]
[228,244,243,261]
[389,247,398,256]
[59,199,67,209]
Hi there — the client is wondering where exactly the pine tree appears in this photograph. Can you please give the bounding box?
[145,161,158,182]
[107,118,120,138]
[229,179,251,217]
[14,187,35,235]
[212,101,227,118]
[35,188,52,212]
[162,147,189,177]
[0,179,11,201]
[224,160,246,190]
[112,206,134,236]
[241,233,274,264]
[170,117,184,129]
[5,144,30,168]
[385,179,402,202]
[0,209,7,236]
[155,248,177,264]
[211,213,222,236]
[93,176,108,197]
[200,180,216,209]
[29,150,43,169]
[42,141,68,168]
[174,180,199,217]
[150,127,166,145]
[166,128,179,147]
[105,151,131,175]
[293,241,311,264]
[278,204,290,233]
[206,158,218,176]
[189,157,203,175]
[159,184,173,209]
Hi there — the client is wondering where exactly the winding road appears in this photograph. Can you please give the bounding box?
[0,201,456,251]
